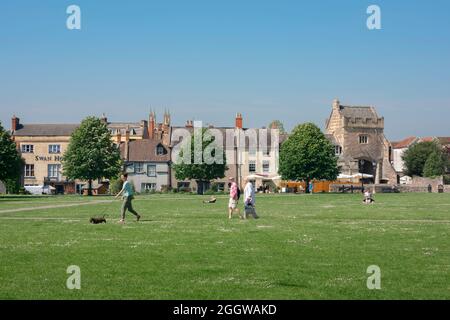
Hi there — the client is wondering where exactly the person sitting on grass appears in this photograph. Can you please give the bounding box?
[203,196,217,204]
[363,189,375,204]
[115,173,141,223]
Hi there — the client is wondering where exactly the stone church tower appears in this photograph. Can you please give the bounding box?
[325,99,397,184]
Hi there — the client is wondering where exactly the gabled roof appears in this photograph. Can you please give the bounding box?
[108,122,144,136]
[12,124,79,136]
[391,136,417,149]
[121,139,170,162]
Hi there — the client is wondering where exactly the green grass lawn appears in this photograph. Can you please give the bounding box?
[0,193,449,299]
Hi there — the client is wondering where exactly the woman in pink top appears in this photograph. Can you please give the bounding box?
[228,177,241,219]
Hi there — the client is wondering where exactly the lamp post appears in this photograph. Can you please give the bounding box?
[359,159,365,193]
[372,160,377,194]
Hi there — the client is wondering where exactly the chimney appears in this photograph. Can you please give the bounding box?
[11,115,20,132]
[100,113,108,124]
[148,111,155,139]
[125,127,130,142]
[333,99,340,111]
[140,120,148,138]
[185,120,193,128]
[235,113,243,129]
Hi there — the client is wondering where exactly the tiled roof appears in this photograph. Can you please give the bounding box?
[108,122,144,136]
[391,136,417,149]
[340,106,379,119]
[121,139,170,162]
[12,124,78,136]
[436,137,450,145]
[419,137,435,143]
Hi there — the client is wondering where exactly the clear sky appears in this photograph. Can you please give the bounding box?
[1,0,449,140]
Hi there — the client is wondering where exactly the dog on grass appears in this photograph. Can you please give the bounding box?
[90,215,107,224]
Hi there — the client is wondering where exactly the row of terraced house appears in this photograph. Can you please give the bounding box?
[7,99,450,194]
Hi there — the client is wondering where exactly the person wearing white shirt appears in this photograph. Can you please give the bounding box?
[243,178,259,219]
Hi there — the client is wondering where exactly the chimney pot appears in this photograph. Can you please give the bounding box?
[11,115,20,132]
[235,113,243,129]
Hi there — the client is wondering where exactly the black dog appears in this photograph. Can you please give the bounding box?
[90,215,107,224]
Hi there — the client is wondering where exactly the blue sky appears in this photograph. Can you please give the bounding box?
[0,0,449,140]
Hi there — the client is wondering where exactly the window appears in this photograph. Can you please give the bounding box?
[359,135,369,144]
[48,144,61,154]
[48,164,61,178]
[216,183,225,192]
[335,145,343,155]
[147,165,156,177]
[263,161,270,172]
[24,164,35,177]
[156,145,166,155]
[21,144,34,153]
[177,182,190,188]
[249,161,256,173]
[141,183,156,191]
[125,163,134,173]
[134,162,144,174]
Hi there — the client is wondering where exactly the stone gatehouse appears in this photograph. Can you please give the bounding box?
[325,99,397,184]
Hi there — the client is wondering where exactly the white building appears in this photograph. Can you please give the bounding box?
[391,136,418,175]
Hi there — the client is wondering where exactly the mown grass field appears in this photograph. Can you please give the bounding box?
[0,193,449,299]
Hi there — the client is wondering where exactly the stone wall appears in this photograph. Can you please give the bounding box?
[330,182,449,193]
[410,176,443,190]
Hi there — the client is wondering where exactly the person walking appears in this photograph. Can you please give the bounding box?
[228,177,241,219]
[243,178,259,219]
[115,173,141,224]
[308,181,314,194]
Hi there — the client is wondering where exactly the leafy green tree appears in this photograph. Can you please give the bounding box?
[268,120,286,134]
[402,141,441,177]
[279,122,338,192]
[173,128,227,194]
[63,117,122,196]
[423,151,446,178]
[0,122,23,193]
[109,177,123,195]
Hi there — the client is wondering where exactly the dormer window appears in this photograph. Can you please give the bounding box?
[156,144,166,155]
[335,145,342,155]
[359,135,369,144]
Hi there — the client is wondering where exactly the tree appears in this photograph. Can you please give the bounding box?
[173,128,227,194]
[423,151,446,178]
[268,120,286,134]
[63,117,122,196]
[0,122,23,193]
[402,141,441,177]
[279,123,338,192]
